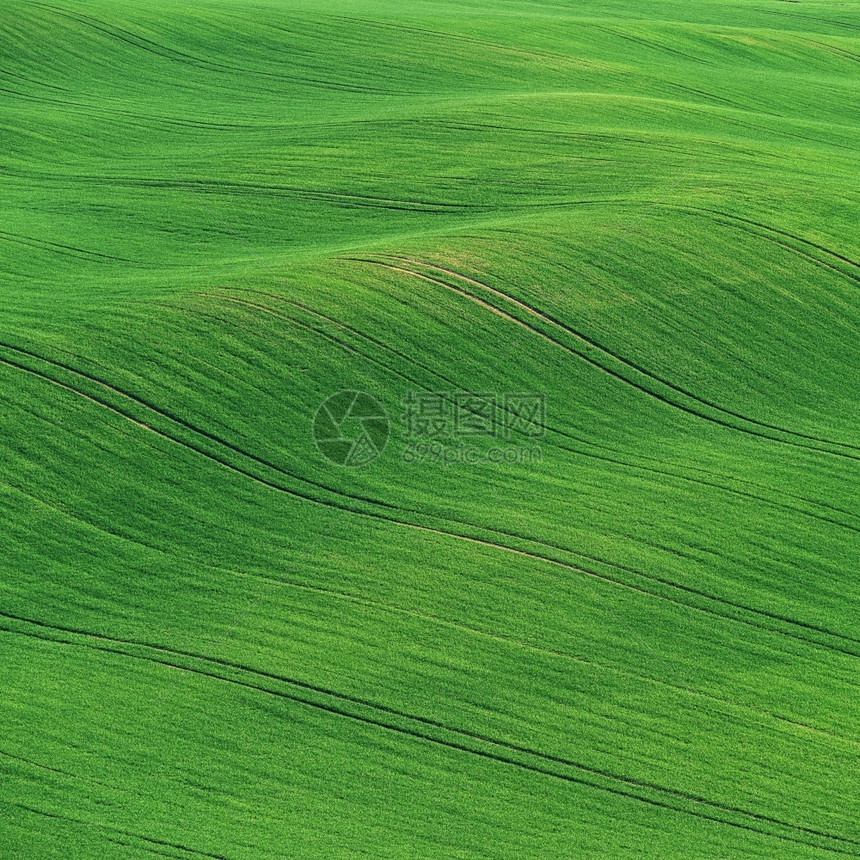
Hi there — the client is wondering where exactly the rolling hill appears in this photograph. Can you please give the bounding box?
[1,0,858,857]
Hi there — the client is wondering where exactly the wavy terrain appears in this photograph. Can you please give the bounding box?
[1,0,858,857]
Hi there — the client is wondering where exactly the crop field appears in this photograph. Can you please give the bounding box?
[1,0,858,857]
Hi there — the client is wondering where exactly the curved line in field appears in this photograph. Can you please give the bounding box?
[3,615,859,854]
[0,341,400,512]
[1,341,858,659]
[324,14,587,64]
[2,799,228,859]
[0,749,155,804]
[682,206,860,277]
[11,457,854,751]
[212,285,859,533]
[28,2,417,95]
[0,230,140,264]
[357,257,859,459]
[0,67,70,92]
[3,169,481,213]
[399,254,860,433]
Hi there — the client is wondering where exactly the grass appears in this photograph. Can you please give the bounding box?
[1,0,858,857]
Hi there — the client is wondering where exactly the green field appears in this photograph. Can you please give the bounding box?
[1,0,859,856]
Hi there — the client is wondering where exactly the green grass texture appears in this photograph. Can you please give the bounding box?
[1,0,858,857]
